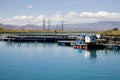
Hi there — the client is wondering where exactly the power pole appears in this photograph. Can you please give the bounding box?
[61,20,64,30]
[48,18,50,30]
[43,17,45,30]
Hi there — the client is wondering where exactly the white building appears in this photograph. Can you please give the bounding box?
[96,34,104,39]
[85,36,97,43]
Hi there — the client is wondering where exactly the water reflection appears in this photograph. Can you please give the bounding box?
[77,49,84,54]
[104,49,120,56]
[3,41,55,48]
[1,41,120,59]
[77,49,97,59]
[84,50,97,59]
[77,48,120,59]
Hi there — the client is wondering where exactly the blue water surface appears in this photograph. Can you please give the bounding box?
[0,41,120,80]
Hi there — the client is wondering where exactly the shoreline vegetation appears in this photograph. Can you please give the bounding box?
[0,27,96,33]
[97,28,120,36]
[99,30,120,36]
[0,27,120,36]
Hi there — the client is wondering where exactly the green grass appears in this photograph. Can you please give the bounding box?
[2,26,120,36]
[97,30,120,36]
[0,28,95,33]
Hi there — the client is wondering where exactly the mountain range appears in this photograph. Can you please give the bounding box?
[0,21,120,31]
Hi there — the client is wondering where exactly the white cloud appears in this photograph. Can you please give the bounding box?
[0,11,120,25]
[34,15,46,23]
[13,15,34,20]
[27,5,32,9]
[67,12,78,18]
[51,12,63,23]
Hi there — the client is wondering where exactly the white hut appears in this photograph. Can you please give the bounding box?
[85,36,97,43]
[96,34,104,39]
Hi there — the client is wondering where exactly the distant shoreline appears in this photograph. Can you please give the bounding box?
[0,30,96,33]
[0,29,120,36]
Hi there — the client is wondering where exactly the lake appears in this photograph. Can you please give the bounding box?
[0,41,120,80]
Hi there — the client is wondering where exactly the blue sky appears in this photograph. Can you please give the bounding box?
[0,0,120,25]
[0,0,120,17]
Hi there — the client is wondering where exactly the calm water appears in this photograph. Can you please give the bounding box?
[0,41,120,80]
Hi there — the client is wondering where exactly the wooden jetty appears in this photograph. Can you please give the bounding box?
[1,34,76,43]
[3,37,56,42]
[74,43,106,50]
[1,33,120,50]
[74,43,120,50]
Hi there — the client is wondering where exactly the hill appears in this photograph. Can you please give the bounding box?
[0,21,120,31]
